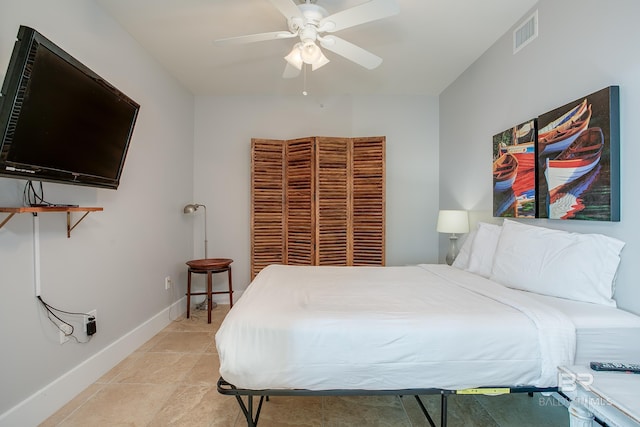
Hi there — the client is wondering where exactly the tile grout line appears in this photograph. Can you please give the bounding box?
[49,383,109,427]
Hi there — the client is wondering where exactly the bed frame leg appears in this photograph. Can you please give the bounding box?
[441,393,448,427]
[234,394,265,427]
[413,396,437,427]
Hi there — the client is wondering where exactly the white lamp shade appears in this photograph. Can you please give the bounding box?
[436,210,469,234]
[284,44,303,70]
[311,51,330,70]
[300,41,321,64]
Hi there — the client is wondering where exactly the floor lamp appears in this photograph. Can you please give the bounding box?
[183,203,208,259]
[183,203,215,310]
[437,210,469,265]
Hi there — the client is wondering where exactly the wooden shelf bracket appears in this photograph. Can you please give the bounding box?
[0,212,17,229]
[67,211,92,238]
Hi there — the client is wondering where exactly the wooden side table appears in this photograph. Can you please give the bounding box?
[558,365,640,426]
[186,258,233,323]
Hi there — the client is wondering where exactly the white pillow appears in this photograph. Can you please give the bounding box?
[466,222,502,278]
[490,219,625,306]
[451,230,476,270]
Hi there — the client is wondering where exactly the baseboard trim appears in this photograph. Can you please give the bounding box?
[0,297,186,427]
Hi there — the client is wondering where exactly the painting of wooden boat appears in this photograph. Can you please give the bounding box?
[538,98,587,138]
[544,127,604,199]
[539,104,592,155]
[493,152,518,192]
[505,142,534,169]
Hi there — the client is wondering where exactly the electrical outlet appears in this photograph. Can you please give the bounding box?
[59,330,69,344]
[164,276,172,290]
[85,309,97,336]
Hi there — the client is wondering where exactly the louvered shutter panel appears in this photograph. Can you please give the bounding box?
[315,137,350,265]
[285,138,315,266]
[351,137,385,266]
[251,139,285,279]
[251,136,385,277]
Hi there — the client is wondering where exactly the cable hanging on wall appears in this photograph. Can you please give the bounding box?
[37,296,94,344]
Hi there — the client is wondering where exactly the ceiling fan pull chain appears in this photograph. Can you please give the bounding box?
[302,64,308,96]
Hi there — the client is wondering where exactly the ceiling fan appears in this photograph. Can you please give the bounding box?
[215,0,399,78]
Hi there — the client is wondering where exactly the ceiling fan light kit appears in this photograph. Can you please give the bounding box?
[284,41,330,71]
[216,0,399,79]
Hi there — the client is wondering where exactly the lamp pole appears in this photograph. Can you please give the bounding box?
[184,203,208,259]
[202,204,208,259]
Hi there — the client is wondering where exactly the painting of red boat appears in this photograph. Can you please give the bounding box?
[537,86,620,221]
[492,119,536,218]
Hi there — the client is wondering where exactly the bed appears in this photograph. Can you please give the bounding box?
[215,219,640,426]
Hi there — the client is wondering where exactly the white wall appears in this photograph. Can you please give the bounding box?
[0,0,194,422]
[194,94,440,294]
[439,0,640,314]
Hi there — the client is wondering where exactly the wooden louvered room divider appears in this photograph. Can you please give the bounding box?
[251,136,385,279]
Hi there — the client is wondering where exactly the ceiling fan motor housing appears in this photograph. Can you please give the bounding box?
[290,4,330,34]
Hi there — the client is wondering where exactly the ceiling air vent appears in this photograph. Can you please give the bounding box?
[513,10,538,54]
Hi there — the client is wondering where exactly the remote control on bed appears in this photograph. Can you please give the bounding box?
[590,362,640,373]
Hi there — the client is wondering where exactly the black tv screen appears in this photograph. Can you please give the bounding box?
[0,26,140,189]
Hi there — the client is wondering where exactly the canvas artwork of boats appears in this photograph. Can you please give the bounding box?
[545,127,604,200]
[492,85,618,221]
[534,86,618,221]
[538,103,592,155]
[493,152,518,192]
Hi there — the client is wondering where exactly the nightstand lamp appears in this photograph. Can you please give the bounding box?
[437,210,469,265]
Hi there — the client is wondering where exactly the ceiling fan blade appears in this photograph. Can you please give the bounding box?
[269,0,303,20]
[282,63,301,79]
[319,35,382,70]
[319,0,399,33]
[215,31,296,45]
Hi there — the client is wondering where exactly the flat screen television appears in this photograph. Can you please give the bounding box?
[0,25,140,190]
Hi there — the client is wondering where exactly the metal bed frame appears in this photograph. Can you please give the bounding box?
[217,377,557,427]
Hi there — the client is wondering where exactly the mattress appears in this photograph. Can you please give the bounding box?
[523,292,640,365]
[215,264,576,391]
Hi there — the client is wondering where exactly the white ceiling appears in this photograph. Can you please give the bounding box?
[95,0,538,96]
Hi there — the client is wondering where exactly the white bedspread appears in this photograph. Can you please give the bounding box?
[215,264,575,391]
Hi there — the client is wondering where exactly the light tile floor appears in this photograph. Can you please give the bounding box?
[41,305,569,426]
